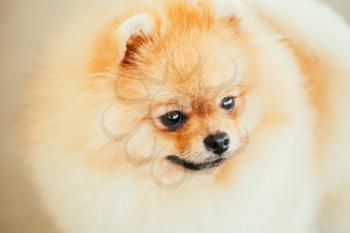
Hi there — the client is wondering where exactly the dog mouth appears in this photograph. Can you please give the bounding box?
[166,155,226,171]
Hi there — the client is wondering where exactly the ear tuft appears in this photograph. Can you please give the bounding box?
[116,13,155,63]
[212,0,244,18]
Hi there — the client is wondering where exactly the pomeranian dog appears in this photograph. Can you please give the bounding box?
[26,0,350,232]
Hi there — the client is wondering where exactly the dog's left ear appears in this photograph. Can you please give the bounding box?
[211,0,245,18]
[116,13,155,64]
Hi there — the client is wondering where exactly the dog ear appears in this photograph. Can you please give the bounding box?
[116,13,155,64]
[212,0,244,18]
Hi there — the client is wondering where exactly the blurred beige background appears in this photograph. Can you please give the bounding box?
[0,1,349,233]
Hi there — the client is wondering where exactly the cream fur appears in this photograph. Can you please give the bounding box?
[26,1,350,233]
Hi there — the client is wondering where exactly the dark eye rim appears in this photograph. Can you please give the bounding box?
[159,110,187,131]
[220,96,236,111]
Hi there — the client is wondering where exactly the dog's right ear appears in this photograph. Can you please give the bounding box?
[116,13,155,64]
[211,0,244,18]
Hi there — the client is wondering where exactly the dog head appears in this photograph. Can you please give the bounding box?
[89,0,299,185]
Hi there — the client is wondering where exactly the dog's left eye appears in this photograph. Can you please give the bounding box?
[160,111,186,131]
[220,96,235,111]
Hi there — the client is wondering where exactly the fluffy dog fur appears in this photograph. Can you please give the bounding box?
[26,0,350,232]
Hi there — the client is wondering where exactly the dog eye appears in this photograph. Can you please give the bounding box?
[160,111,186,131]
[220,96,235,111]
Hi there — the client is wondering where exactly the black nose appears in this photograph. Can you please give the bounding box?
[204,132,230,155]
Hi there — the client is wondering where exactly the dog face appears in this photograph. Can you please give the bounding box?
[109,2,252,172]
[91,0,296,183]
[138,50,246,171]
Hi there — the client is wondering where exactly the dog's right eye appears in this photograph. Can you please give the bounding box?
[160,111,186,131]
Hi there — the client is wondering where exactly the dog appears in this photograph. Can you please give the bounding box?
[25,0,350,232]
